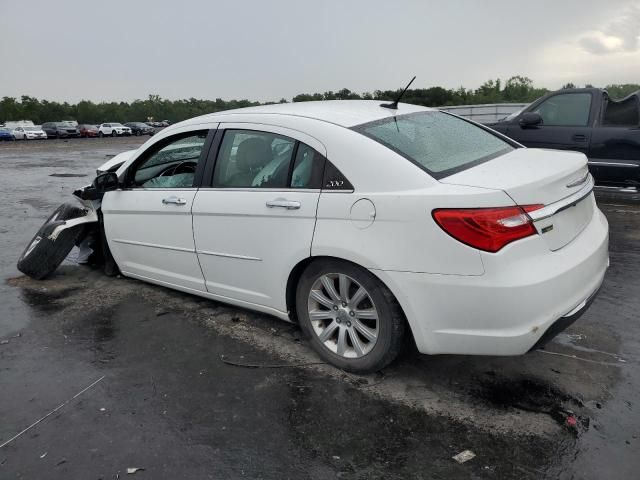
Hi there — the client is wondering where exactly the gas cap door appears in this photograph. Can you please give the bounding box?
[350,198,376,229]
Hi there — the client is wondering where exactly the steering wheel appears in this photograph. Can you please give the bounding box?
[159,161,197,177]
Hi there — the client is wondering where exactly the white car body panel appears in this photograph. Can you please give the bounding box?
[97,150,136,174]
[94,101,609,356]
[102,189,206,292]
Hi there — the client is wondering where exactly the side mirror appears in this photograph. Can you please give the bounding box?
[519,112,543,128]
[93,172,119,194]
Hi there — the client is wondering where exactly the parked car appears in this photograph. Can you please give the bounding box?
[98,123,132,137]
[12,126,47,140]
[487,88,640,191]
[0,127,15,141]
[17,101,609,373]
[124,122,155,136]
[78,124,99,138]
[41,122,80,139]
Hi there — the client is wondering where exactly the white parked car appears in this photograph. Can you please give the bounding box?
[12,125,47,140]
[98,123,132,137]
[18,101,609,373]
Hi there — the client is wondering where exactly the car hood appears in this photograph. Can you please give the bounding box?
[97,149,136,174]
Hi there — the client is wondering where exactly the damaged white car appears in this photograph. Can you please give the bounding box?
[17,101,609,373]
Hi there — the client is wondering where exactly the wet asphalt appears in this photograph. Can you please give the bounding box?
[0,138,639,479]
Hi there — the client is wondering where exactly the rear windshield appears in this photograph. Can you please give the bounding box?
[353,111,514,179]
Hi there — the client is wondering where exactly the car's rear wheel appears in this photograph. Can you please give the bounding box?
[17,203,87,280]
[296,259,405,373]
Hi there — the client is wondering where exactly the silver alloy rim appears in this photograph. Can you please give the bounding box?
[307,273,379,359]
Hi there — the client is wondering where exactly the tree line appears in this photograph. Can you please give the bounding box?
[1,76,639,125]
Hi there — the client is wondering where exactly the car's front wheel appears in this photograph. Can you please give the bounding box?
[296,259,405,373]
[111,131,117,137]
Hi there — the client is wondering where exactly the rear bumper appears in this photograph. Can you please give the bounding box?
[528,284,602,351]
[374,207,609,355]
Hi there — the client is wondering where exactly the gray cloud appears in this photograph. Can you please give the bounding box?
[0,0,637,102]
[580,6,640,54]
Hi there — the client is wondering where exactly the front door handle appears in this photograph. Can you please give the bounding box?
[572,134,587,142]
[266,199,301,210]
[162,196,187,205]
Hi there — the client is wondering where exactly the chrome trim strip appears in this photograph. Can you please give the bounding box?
[594,185,639,193]
[588,161,639,168]
[528,174,594,222]
[112,238,194,253]
[196,249,262,261]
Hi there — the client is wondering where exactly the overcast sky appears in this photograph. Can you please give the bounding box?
[1,0,638,103]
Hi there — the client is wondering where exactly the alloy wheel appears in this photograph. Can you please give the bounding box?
[307,273,379,358]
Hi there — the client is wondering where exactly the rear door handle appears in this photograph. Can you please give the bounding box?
[572,134,587,142]
[266,199,301,210]
[162,196,187,205]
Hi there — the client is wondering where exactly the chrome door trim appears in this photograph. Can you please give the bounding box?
[588,161,639,168]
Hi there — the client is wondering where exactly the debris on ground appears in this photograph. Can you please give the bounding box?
[566,415,578,427]
[39,452,47,459]
[127,467,145,474]
[452,450,476,463]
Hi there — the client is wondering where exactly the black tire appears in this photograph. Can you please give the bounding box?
[111,131,117,137]
[17,203,87,280]
[135,130,141,136]
[296,259,406,374]
[98,131,104,138]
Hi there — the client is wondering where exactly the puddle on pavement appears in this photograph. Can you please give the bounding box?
[475,373,588,431]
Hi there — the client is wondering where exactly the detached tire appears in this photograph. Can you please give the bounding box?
[17,203,87,280]
[296,259,406,374]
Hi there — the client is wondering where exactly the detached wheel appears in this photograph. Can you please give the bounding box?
[17,203,87,280]
[296,260,405,373]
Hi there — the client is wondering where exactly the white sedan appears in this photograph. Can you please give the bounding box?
[12,126,47,140]
[97,123,132,137]
[18,101,609,373]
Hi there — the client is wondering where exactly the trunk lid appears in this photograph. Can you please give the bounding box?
[440,148,594,251]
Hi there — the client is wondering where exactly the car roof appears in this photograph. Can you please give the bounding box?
[181,100,433,128]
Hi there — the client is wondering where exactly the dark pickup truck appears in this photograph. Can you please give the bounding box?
[487,88,640,191]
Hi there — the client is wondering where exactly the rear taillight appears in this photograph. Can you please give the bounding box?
[432,205,543,253]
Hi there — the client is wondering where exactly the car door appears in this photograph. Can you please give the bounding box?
[102,127,217,292]
[192,125,326,313]
[587,96,640,187]
[506,92,593,155]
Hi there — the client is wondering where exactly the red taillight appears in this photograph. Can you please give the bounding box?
[432,205,543,253]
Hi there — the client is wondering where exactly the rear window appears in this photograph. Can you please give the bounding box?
[353,111,514,179]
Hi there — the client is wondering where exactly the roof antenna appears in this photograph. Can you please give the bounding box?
[380,76,416,110]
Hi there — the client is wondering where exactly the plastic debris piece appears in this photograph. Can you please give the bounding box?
[452,450,476,463]
[40,452,47,459]
[0,340,9,345]
[127,468,145,474]
[566,416,577,427]
[100,408,106,412]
